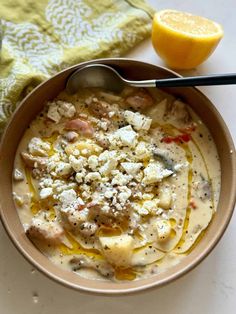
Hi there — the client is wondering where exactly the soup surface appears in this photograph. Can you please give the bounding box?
[12,87,221,281]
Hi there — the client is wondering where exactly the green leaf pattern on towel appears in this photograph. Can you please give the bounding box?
[0,0,153,133]
[2,20,63,75]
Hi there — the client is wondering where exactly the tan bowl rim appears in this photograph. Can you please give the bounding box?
[0,58,235,295]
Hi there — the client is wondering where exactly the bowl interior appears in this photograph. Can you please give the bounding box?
[0,59,235,294]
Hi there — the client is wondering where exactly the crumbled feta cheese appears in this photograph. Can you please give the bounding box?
[13,168,24,181]
[142,193,154,200]
[161,212,168,219]
[98,120,108,131]
[101,204,110,213]
[91,191,103,204]
[112,125,137,147]
[85,172,101,183]
[143,162,173,184]
[69,155,87,172]
[104,189,116,199]
[134,204,149,216]
[111,171,132,186]
[124,110,152,131]
[47,102,61,123]
[99,159,117,176]
[40,187,53,199]
[39,177,53,188]
[28,137,51,157]
[55,162,72,176]
[87,155,99,171]
[133,191,142,199]
[47,101,76,123]
[59,189,77,207]
[57,101,76,119]
[80,149,88,155]
[156,219,171,241]
[134,199,158,216]
[98,150,117,162]
[95,147,102,153]
[155,208,164,215]
[121,162,142,176]
[73,149,81,156]
[129,212,141,228]
[117,187,131,204]
[135,141,151,160]
[114,203,123,211]
[108,111,115,118]
[142,200,158,212]
[80,183,92,194]
[52,180,77,193]
[13,192,24,206]
[47,154,61,172]
[72,208,89,222]
[75,170,86,183]
[81,191,90,199]
[135,172,144,182]
[59,189,84,211]
[117,151,128,161]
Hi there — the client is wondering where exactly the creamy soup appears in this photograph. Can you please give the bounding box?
[12,87,221,281]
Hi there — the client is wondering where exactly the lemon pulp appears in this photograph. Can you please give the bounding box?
[152,10,223,69]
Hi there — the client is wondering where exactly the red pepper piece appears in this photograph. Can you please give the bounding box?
[189,201,197,209]
[161,133,191,144]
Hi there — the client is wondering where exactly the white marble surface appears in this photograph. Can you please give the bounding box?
[0,0,235,313]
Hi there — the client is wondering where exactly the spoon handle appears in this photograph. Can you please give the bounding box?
[128,73,236,88]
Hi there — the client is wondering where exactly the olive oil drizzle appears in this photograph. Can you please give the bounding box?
[21,110,216,280]
[59,231,102,259]
[159,122,215,251]
[191,137,215,210]
[155,122,194,250]
[25,167,40,215]
[174,143,193,249]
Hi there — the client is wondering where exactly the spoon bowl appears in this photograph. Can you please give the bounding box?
[66,64,126,93]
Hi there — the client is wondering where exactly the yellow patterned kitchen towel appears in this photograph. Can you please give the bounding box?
[0,0,154,133]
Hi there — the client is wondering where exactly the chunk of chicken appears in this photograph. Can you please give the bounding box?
[94,134,109,149]
[60,207,89,231]
[89,98,111,118]
[70,255,115,278]
[26,214,64,244]
[65,118,94,137]
[125,90,154,110]
[21,152,48,169]
[28,137,51,157]
[167,100,192,124]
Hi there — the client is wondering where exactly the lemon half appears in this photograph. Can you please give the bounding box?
[152,10,224,69]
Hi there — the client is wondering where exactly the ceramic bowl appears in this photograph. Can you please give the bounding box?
[0,59,235,294]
